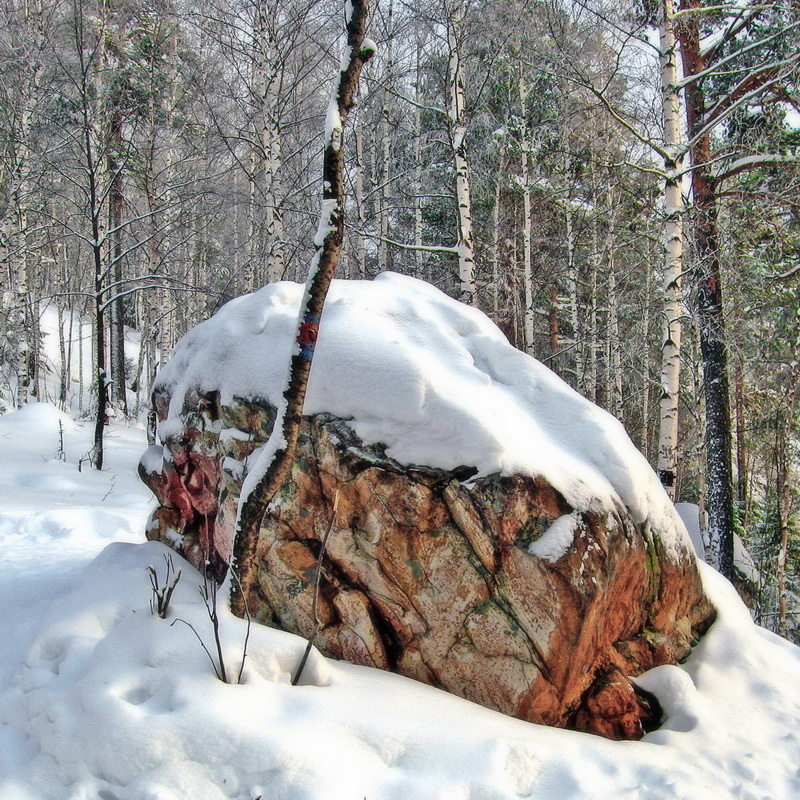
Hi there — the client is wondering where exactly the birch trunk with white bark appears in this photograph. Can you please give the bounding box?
[491,165,502,318]
[565,199,582,388]
[8,0,47,407]
[656,0,685,500]
[413,26,426,279]
[447,5,475,305]
[519,78,534,354]
[378,0,394,273]
[641,254,653,460]
[587,212,600,403]
[355,113,367,277]
[607,264,623,421]
[251,0,285,286]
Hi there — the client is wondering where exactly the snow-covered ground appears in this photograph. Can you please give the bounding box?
[0,403,799,800]
[3,274,800,799]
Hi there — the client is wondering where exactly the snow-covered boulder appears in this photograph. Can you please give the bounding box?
[140,274,714,739]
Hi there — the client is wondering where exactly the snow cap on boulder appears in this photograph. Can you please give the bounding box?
[155,272,691,559]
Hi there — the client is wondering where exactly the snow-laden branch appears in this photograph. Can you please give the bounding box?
[386,86,445,116]
[358,230,458,255]
[685,61,799,153]
[713,153,800,182]
[673,3,772,19]
[41,276,211,309]
[700,6,765,63]
[676,24,800,92]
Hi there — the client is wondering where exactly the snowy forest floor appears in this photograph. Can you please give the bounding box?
[1,403,800,800]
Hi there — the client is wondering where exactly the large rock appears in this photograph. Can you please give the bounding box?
[139,275,715,740]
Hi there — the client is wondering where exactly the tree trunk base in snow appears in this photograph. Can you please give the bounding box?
[140,391,715,740]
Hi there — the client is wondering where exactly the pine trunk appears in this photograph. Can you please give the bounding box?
[678,0,735,578]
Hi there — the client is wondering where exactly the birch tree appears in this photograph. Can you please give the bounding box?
[567,0,798,576]
[43,0,201,467]
[446,1,476,304]
[250,0,286,285]
[1,0,52,407]
[655,0,685,499]
[674,0,800,577]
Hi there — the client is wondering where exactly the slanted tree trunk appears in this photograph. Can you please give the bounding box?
[231,0,374,618]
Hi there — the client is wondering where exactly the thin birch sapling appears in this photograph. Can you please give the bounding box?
[230,0,375,619]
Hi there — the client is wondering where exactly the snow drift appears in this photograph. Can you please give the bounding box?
[0,389,798,798]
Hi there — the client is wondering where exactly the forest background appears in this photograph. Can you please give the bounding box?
[1,0,799,640]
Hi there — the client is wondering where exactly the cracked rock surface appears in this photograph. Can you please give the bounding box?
[140,390,714,740]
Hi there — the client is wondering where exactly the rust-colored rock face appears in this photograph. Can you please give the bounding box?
[141,392,714,740]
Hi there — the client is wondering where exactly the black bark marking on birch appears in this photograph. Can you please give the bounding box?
[230,1,374,619]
